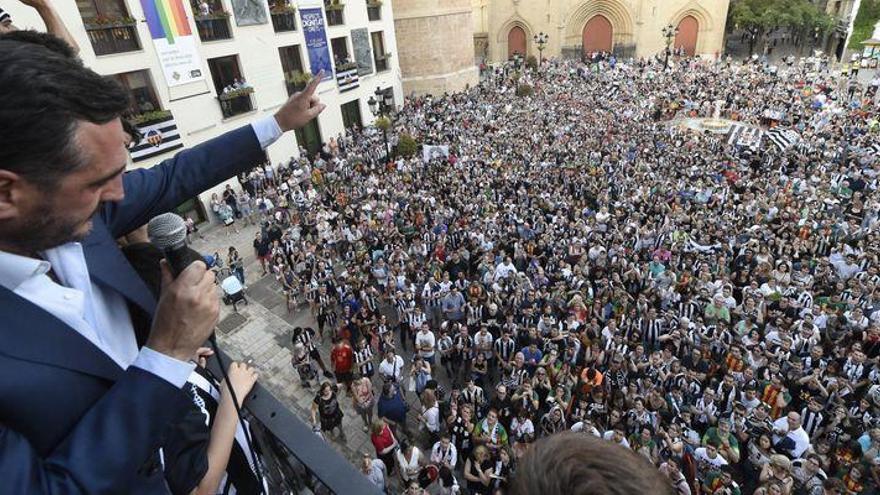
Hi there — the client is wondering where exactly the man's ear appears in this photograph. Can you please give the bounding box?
[0,169,26,221]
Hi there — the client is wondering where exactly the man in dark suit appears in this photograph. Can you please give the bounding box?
[0,38,324,493]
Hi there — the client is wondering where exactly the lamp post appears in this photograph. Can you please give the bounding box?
[367,86,393,159]
[533,31,549,65]
[662,24,678,69]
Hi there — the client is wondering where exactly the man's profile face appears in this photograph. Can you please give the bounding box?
[6,119,127,253]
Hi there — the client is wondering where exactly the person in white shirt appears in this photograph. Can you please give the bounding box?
[415,324,436,364]
[693,443,728,475]
[378,348,405,383]
[431,434,458,469]
[772,411,812,458]
[493,257,517,281]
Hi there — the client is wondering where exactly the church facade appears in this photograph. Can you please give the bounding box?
[472,0,731,63]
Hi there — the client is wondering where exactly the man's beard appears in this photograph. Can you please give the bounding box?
[5,200,96,254]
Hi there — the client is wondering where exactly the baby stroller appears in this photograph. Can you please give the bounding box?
[220,274,248,311]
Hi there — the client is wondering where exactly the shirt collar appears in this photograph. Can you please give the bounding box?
[0,250,51,291]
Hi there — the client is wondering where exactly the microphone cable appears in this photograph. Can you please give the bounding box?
[207,333,268,495]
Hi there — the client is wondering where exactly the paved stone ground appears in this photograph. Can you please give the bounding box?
[190,220,435,492]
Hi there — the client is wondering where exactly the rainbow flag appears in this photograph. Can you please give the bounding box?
[139,0,191,44]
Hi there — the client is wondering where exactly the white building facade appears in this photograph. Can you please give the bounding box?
[6,0,402,222]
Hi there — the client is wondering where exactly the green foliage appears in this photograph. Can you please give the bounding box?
[286,70,312,85]
[849,0,880,48]
[728,0,834,53]
[374,116,391,130]
[218,86,254,101]
[397,134,418,158]
[516,83,534,97]
[525,55,538,70]
[131,110,172,125]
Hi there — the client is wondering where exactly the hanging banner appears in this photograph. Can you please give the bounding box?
[129,112,184,162]
[139,0,205,87]
[351,28,374,76]
[300,8,333,82]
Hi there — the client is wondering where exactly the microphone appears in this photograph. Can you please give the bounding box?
[147,213,204,277]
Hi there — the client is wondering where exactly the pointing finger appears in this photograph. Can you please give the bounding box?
[305,71,323,96]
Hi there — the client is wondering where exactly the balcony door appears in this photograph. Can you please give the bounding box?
[295,119,322,156]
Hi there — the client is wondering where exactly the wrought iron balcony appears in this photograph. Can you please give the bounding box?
[84,22,140,56]
[325,5,344,26]
[217,89,255,118]
[195,15,232,42]
[367,5,381,21]
[271,10,298,32]
[205,350,381,494]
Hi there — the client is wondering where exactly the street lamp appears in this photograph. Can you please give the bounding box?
[662,24,679,69]
[533,31,549,65]
[368,86,392,159]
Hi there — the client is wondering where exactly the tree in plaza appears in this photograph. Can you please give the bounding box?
[728,0,834,55]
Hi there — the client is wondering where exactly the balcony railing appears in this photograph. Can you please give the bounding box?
[271,10,297,32]
[325,6,344,26]
[205,350,381,495]
[374,56,388,72]
[367,5,381,21]
[195,15,232,42]
[84,23,140,56]
[218,89,255,118]
[336,64,359,92]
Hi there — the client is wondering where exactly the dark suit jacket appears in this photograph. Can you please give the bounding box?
[0,125,266,494]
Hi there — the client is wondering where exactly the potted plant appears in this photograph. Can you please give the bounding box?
[131,109,173,126]
[195,9,231,20]
[218,86,255,101]
[270,4,297,14]
[335,61,357,72]
[366,0,382,7]
[286,70,312,90]
[325,0,344,11]
[83,14,137,29]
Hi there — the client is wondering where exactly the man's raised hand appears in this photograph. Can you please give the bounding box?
[274,71,326,132]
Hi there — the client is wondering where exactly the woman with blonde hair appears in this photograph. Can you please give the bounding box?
[463,445,493,495]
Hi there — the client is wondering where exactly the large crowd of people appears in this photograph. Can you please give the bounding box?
[214,54,880,494]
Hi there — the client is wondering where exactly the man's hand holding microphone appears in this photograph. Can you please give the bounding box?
[147,260,219,363]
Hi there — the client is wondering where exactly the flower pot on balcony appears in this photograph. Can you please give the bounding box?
[218,86,255,101]
[83,19,137,29]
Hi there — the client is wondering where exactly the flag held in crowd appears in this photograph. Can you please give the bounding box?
[765,128,800,151]
[727,123,764,150]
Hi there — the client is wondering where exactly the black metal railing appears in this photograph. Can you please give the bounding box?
[206,351,381,495]
[271,11,297,32]
[85,24,140,56]
[367,5,380,21]
[325,7,344,26]
[218,92,254,118]
[374,56,388,72]
[195,16,232,42]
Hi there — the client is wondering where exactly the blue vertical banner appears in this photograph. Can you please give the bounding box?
[300,8,333,82]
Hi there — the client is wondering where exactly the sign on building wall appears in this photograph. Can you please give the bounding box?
[138,0,205,87]
[300,8,333,81]
[351,28,374,76]
[231,0,268,26]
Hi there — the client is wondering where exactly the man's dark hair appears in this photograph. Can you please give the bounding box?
[0,37,128,188]
[511,432,674,495]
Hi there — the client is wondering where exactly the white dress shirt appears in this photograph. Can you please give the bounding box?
[0,117,283,388]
